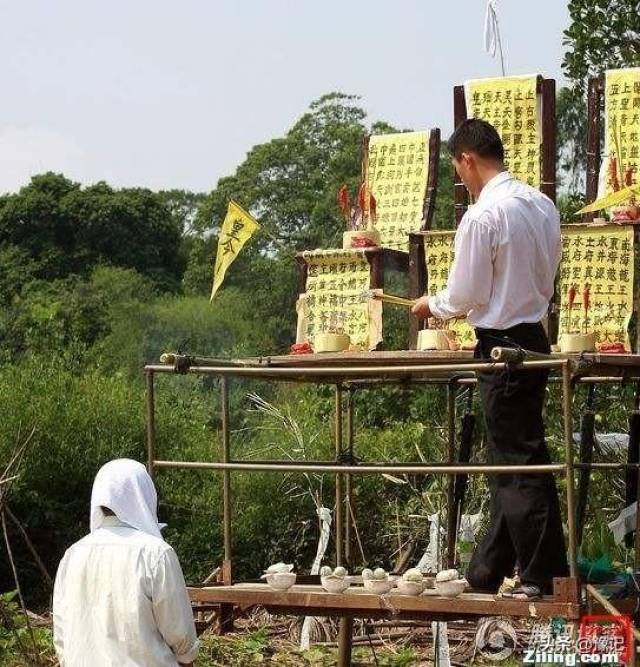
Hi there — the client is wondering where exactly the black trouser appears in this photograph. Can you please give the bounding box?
[466,322,569,593]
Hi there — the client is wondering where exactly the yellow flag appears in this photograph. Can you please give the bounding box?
[576,184,640,215]
[210,200,260,300]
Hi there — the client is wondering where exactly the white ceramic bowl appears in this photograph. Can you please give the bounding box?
[265,572,296,591]
[396,579,424,596]
[363,577,396,595]
[321,576,350,594]
[435,579,466,598]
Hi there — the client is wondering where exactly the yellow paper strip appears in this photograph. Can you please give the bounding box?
[302,250,375,350]
[558,225,635,350]
[577,184,640,214]
[367,131,429,252]
[603,68,640,196]
[423,231,476,346]
[465,75,541,188]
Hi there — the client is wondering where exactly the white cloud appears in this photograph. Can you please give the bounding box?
[0,126,85,194]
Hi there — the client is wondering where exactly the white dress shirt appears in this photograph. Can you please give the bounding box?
[53,516,199,667]
[429,171,560,330]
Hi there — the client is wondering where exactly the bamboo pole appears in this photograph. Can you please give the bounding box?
[145,371,156,478]
[562,362,578,577]
[221,377,232,581]
[152,460,566,475]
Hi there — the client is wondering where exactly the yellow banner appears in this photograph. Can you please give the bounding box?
[423,232,476,347]
[210,200,260,300]
[465,75,541,187]
[604,68,640,195]
[302,250,377,350]
[558,225,635,350]
[577,184,640,215]
[367,131,429,252]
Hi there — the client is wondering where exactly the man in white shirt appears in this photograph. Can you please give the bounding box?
[53,459,199,666]
[412,119,568,600]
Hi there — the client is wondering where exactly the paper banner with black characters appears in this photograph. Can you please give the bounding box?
[465,75,541,188]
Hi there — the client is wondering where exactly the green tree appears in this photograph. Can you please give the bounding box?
[559,0,640,191]
[563,0,640,85]
[0,173,183,289]
[195,93,371,252]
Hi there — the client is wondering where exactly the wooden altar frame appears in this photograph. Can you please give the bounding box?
[452,76,557,225]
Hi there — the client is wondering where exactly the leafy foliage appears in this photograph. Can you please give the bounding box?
[559,0,640,193]
[0,173,184,289]
[563,0,640,86]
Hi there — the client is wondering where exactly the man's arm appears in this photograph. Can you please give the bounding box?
[412,215,495,321]
[151,548,200,666]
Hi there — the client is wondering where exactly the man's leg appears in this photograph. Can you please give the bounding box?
[478,335,568,592]
[467,487,516,591]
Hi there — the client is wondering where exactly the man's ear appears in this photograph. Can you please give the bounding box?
[460,151,473,169]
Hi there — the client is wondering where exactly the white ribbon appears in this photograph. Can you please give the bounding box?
[300,506,332,650]
[484,0,499,57]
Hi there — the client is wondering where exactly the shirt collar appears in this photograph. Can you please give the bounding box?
[100,515,130,529]
[477,171,512,203]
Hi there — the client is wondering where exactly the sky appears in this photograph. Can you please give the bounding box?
[0,0,570,194]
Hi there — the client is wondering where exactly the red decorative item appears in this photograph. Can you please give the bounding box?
[337,185,350,223]
[597,342,626,354]
[624,166,634,188]
[351,237,378,248]
[289,342,313,355]
[609,157,620,192]
[582,285,590,334]
[567,285,576,333]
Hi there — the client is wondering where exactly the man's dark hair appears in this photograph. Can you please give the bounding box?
[447,119,504,162]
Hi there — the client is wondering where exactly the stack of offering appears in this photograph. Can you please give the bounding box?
[361,567,397,594]
[261,562,296,591]
[320,566,351,594]
[395,568,426,596]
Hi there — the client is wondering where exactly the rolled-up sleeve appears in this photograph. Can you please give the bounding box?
[429,215,495,320]
[151,548,199,664]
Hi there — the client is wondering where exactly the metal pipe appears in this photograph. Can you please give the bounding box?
[221,377,232,568]
[575,462,640,470]
[446,382,457,568]
[345,376,637,388]
[145,371,156,478]
[152,460,566,475]
[335,385,344,567]
[145,359,566,377]
[345,391,354,566]
[562,362,578,578]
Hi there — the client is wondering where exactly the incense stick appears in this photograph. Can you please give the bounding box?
[361,291,417,308]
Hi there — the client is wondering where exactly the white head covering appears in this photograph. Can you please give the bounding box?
[90,459,164,539]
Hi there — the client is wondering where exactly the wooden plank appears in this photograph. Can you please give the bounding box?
[408,233,427,348]
[423,128,441,231]
[585,76,604,214]
[188,584,581,620]
[255,350,476,367]
[453,85,468,226]
[541,78,557,203]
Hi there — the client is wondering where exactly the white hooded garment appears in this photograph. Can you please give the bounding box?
[90,458,165,538]
[53,459,199,667]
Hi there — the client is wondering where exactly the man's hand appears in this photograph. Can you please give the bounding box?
[411,296,432,319]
